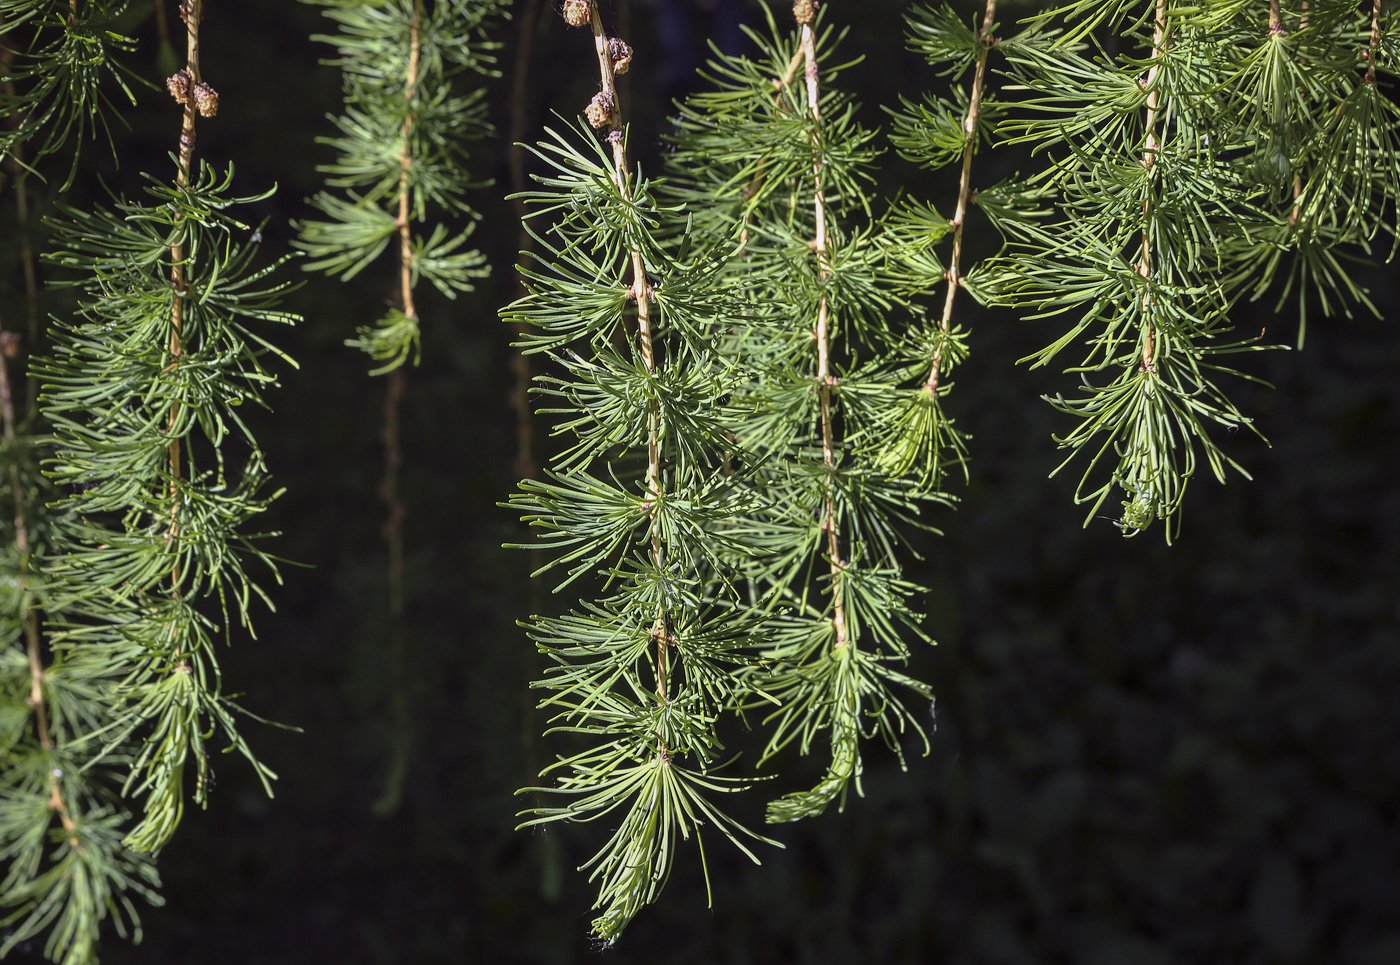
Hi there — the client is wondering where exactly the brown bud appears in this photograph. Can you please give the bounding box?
[609,38,633,75]
[563,0,592,27]
[584,91,615,129]
[193,81,219,118]
[793,0,817,25]
[1,331,21,359]
[166,69,191,106]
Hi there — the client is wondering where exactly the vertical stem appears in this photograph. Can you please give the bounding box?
[166,0,206,613]
[378,0,424,808]
[1137,0,1168,373]
[926,0,997,393]
[585,8,669,706]
[1366,0,1382,86]
[799,22,848,649]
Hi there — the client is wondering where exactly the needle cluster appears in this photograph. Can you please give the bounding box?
[985,0,1399,538]
[296,0,503,371]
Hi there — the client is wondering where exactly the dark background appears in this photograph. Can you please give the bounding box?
[5,0,1399,962]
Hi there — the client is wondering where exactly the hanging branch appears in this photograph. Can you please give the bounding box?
[32,0,303,870]
[511,0,780,943]
[662,2,940,828]
[296,0,502,813]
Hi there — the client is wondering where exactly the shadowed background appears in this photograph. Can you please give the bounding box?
[3,1,1398,962]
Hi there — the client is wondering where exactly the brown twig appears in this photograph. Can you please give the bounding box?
[373,0,425,815]
[163,0,214,620]
[926,0,998,394]
[575,3,669,707]
[795,10,849,649]
[1137,0,1169,374]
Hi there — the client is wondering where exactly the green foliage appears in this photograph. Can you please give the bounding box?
[664,10,947,825]
[1,3,300,961]
[510,2,971,943]
[507,109,778,943]
[984,0,1399,539]
[0,0,142,187]
[296,0,503,368]
[35,165,297,854]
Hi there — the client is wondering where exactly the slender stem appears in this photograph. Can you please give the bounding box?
[585,7,669,706]
[1269,0,1283,34]
[926,0,997,393]
[1137,0,1168,373]
[799,24,848,649]
[1366,0,1382,85]
[379,0,424,804]
[166,0,206,612]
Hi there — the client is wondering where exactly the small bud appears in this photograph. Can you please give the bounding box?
[793,0,817,25]
[563,0,592,27]
[0,331,20,359]
[193,81,219,118]
[609,38,633,75]
[585,90,614,129]
[167,69,191,106]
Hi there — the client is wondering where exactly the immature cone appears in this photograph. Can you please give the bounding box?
[166,69,191,106]
[563,0,592,27]
[794,0,817,25]
[585,91,615,129]
[609,38,633,76]
[193,81,219,118]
